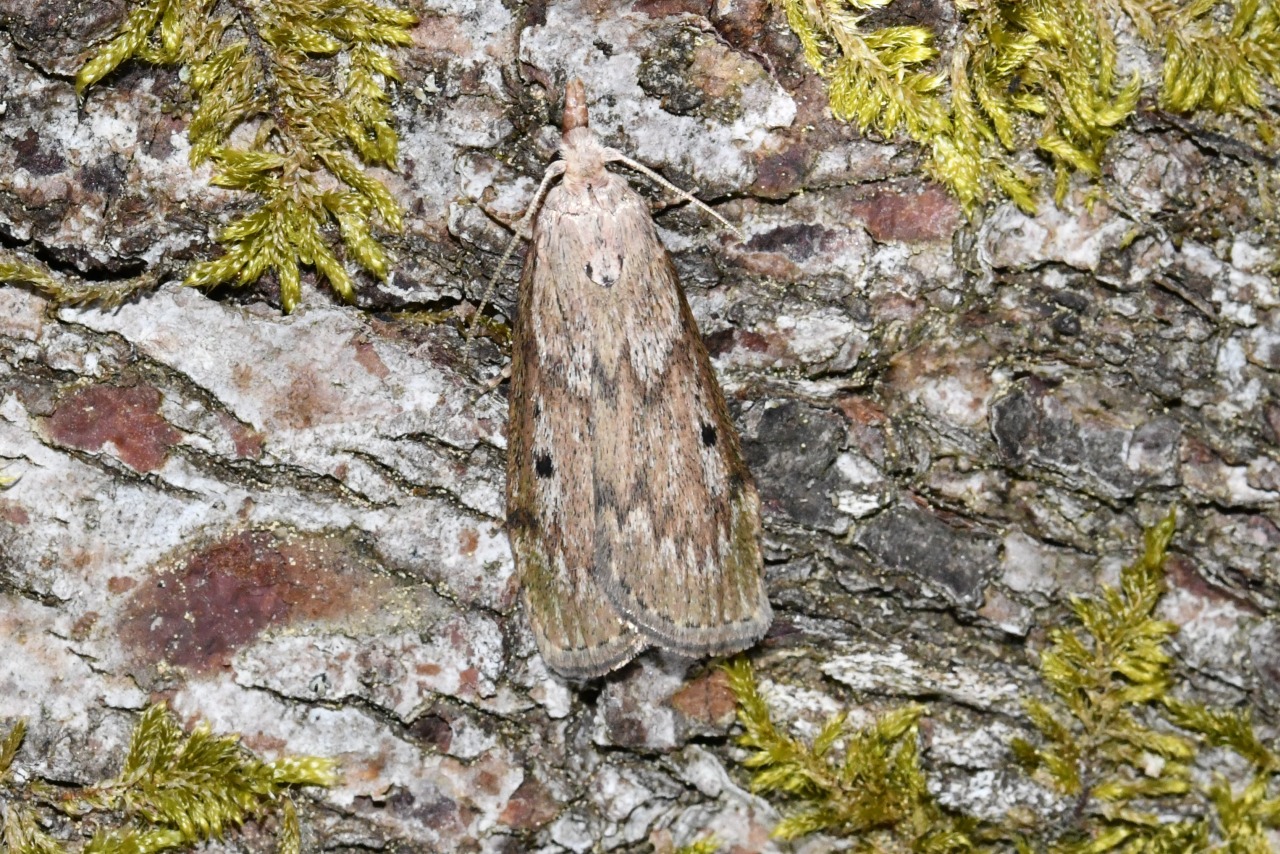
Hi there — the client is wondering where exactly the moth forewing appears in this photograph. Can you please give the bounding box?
[504,79,771,679]
[508,259,644,678]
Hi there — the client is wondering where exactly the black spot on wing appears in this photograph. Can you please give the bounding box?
[701,423,717,447]
[535,453,555,478]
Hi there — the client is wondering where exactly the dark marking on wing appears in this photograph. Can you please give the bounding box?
[507,507,538,532]
[535,453,554,478]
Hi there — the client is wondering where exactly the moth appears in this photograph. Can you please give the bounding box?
[497,79,771,679]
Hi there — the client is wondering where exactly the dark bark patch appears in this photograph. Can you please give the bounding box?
[854,504,994,607]
[845,184,961,243]
[742,400,847,530]
[13,128,66,176]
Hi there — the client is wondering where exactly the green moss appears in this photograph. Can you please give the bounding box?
[675,835,724,854]
[779,0,1279,212]
[726,509,1280,851]
[0,253,160,308]
[75,0,417,313]
[0,704,336,854]
[724,660,977,849]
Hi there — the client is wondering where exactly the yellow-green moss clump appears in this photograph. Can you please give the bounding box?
[75,0,417,313]
[0,254,162,308]
[778,0,1279,211]
[725,658,977,850]
[726,510,1280,851]
[0,704,337,854]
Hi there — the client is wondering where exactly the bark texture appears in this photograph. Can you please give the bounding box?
[0,0,1277,850]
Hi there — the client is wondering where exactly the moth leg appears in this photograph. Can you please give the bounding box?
[470,362,511,404]
[467,161,568,340]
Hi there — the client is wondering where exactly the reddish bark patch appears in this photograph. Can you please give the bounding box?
[836,395,888,427]
[458,527,479,556]
[353,338,391,379]
[362,785,472,837]
[458,667,481,695]
[279,366,345,430]
[633,0,708,18]
[499,777,560,830]
[669,668,736,726]
[45,384,181,472]
[711,0,772,51]
[408,711,453,752]
[217,413,264,459]
[71,611,99,641]
[1164,553,1260,613]
[846,184,961,243]
[13,128,67,176]
[107,576,136,594]
[736,330,772,353]
[474,767,503,797]
[0,501,29,526]
[119,528,387,672]
[751,143,810,199]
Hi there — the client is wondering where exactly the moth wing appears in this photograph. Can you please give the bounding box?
[507,257,645,680]
[588,218,772,656]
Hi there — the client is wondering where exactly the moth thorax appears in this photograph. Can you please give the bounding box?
[560,127,609,181]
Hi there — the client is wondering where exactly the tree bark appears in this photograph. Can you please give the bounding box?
[1,0,1277,850]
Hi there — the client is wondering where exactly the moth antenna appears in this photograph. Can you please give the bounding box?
[467,160,567,341]
[604,150,740,236]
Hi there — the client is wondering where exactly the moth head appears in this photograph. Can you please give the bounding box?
[563,78,589,133]
[559,79,609,180]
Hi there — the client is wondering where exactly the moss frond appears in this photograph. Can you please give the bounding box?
[0,720,25,780]
[1,253,159,308]
[74,0,168,95]
[777,0,946,139]
[0,255,61,296]
[1014,508,1280,850]
[1014,510,1198,848]
[0,705,336,854]
[776,0,1278,213]
[674,835,723,854]
[3,802,66,854]
[1158,0,1280,113]
[723,659,976,849]
[76,0,417,312]
[728,511,1280,851]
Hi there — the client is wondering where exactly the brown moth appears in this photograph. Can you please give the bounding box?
[503,79,771,679]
